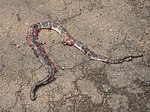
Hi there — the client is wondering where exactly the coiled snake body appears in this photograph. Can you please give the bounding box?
[26,21,142,101]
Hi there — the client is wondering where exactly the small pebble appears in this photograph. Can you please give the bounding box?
[22,41,26,44]
[52,39,55,43]
[23,52,26,56]
[17,45,21,48]
[61,66,65,70]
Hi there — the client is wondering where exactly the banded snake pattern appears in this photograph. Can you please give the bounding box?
[26,21,143,101]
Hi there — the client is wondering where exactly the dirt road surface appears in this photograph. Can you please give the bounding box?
[0,0,150,112]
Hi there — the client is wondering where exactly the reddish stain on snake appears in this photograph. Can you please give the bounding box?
[26,21,143,101]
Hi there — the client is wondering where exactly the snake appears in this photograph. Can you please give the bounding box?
[26,21,143,101]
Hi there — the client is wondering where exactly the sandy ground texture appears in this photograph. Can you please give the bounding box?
[0,0,150,112]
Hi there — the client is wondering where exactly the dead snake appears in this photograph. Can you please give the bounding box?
[26,21,143,101]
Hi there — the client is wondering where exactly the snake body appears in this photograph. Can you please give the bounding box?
[26,21,143,101]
